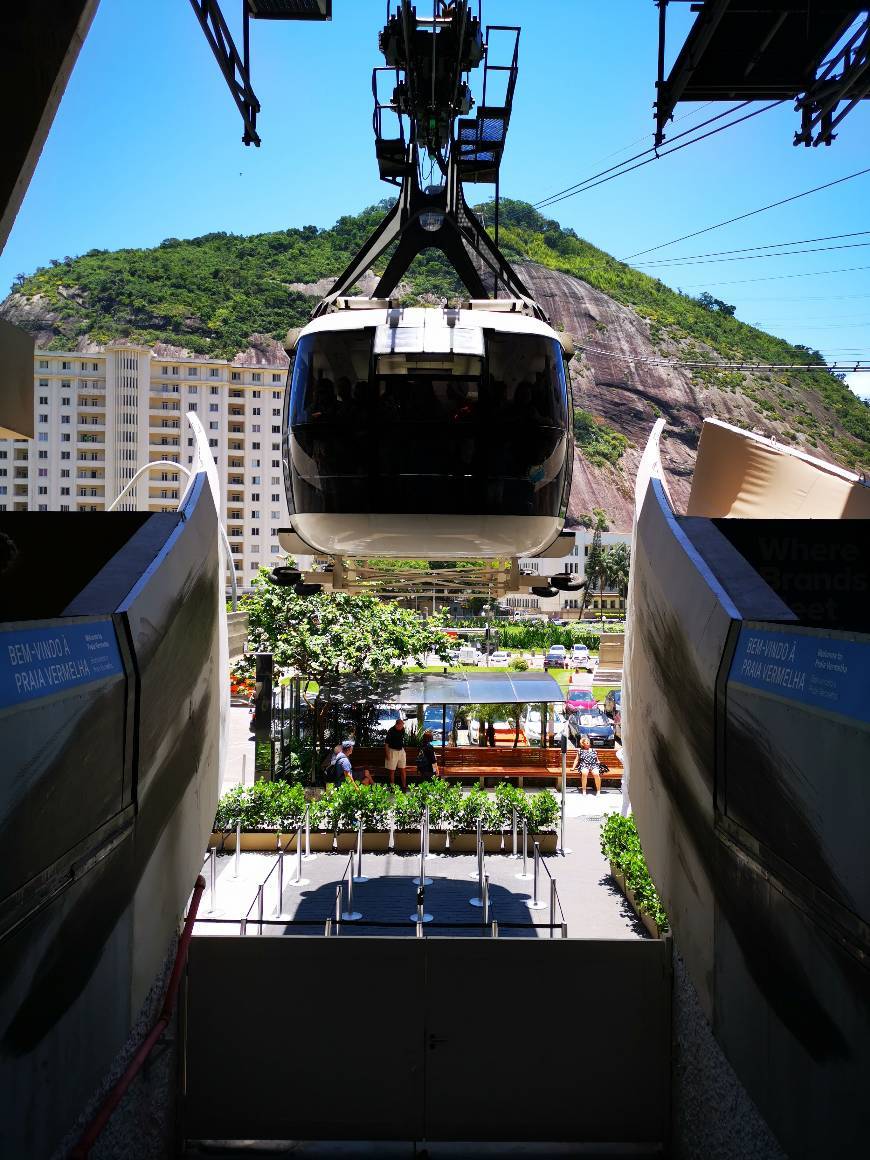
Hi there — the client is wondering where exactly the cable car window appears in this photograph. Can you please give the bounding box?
[487,332,568,428]
[289,330,374,425]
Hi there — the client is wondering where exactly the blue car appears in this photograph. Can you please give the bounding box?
[568,710,615,748]
[423,704,455,743]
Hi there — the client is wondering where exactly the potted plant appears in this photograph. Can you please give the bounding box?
[600,813,668,938]
[391,785,426,852]
[451,787,501,852]
[357,783,393,852]
[527,790,560,855]
[212,780,308,851]
[414,777,460,852]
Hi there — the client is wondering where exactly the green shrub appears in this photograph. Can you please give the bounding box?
[528,790,560,832]
[600,814,669,932]
[493,781,530,827]
[456,786,499,830]
[508,656,529,671]
[213,779,306,832]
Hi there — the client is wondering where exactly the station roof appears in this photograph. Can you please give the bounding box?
[317,670,564,706]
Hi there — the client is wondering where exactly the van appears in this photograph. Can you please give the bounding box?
[458,645,481,665]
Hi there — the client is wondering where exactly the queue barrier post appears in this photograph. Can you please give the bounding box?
[549,877,557,938]
[293,823,310,887]
[409,884,433,924]
[515,820,533,881]
[413,810,432,886]
[470,831,485,908]
[559,734,571,854]
[257,884,264,934]
[341,869,362,922]
[469,817,483,879]
[526,841,547,910]
[353,813,368,883]
[233,821,241,877]
[511,808,518,859]
[303,804,316,861]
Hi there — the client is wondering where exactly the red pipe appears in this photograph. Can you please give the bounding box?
[69,874,206,1159]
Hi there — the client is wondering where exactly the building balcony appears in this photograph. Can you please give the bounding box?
[150,437,179,448]
[13,485,29,497]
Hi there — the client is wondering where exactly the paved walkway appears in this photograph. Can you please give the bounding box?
[198,786,644,942]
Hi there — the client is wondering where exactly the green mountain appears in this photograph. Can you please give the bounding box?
[3,199,868,525]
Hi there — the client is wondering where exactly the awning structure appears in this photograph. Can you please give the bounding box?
[317,670,564,705]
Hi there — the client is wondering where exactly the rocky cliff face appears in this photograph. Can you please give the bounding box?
[517,261,845,531]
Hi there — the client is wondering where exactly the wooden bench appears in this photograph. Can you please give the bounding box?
[565,746,623,787]
[345,745,564,788]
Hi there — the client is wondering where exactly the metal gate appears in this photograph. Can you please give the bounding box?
[182,936,670,1146]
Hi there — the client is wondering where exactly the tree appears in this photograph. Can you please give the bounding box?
[579,509,610,617]
[240,568,452,752]
[604,542,631,601]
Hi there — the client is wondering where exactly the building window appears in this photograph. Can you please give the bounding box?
[252,424,260,433]
[62,361,71,370]
[251,527,260,536]
[61,434,70,442]
[38,504,48,511]
[38,414,47,423]
[251,493,260,502]
[209,403,219,412]
[231,371,241,382]
[270,510,280,519]
[272,443,280,451]
[271,545,280,554]
[252,407,260,415]
[39,379,49,388]
[210,386,219,395]
[209,422,219,430]
[38,468,48,477]
[37,433,48,442]
[38,486,47,495]
[252,373,261,383]
[272,408,281,417]
[38,359,49,369]
[272,376,282,385]
[187,367,197,377]
[271,426,281,434]
[61,451,70,460]
[210,368,219,378]
[61,415,70,424]
[62,397,70,406]
[161,366,168,375]
[61,487,70,495]
[251,442,260,449]
[60,469,70,478]
[209,438,218,448]
[188,385,198,394]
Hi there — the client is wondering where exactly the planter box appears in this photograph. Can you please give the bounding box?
[609,861,662,939]
[363,832,390,853]
[392,829,423,853]
[533,831,558,855]
[211,829,334,853]
[449,831,504,853]
[428,829,448,854]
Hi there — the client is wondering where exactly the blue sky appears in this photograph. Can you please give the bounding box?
[2,0,868,393]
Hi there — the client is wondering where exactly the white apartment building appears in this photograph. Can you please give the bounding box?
[0,343,291,590]
[504,529,632,617]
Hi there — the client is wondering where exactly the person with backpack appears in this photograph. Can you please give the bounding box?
[416,728,439,779]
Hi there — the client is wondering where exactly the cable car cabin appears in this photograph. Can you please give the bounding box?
[282,301,574,558]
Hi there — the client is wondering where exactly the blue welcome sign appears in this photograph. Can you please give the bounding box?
[0,620,124,710]
[729,625,870,726]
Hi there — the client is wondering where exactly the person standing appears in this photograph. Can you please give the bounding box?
[384,717,407,790]
[334,740,356,783]
[416,728,440,778]
[486,720,496,748]
[572,734,601,794]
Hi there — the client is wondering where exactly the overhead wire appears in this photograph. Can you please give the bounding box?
[635,232,870,267]
[575,343,870,373]
[623,166,870,260]
[676,262,870,288]
[532,101,758,210]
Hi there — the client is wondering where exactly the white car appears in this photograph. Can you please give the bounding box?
[490,650,509,666]
[468,716,514,744]
[521,707,568,744]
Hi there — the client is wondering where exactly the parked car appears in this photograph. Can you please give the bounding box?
[520,707,568,744]
[458,645,481,665]
[604,688,622,740]
[544,645,567,669]
[489,650,509,666]
[567,710,615,747]
[564,690,597,713]
[423,704,456,743]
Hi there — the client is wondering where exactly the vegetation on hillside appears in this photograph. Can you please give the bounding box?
[6,197,869,468]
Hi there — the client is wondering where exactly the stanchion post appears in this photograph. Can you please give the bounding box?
[491,919,498,938]
[240,915,247,936]
[233,820,241,878]
[342,867,362,921]
[413,811,432,886]
[526,841,546,910]
[353,812,368,883]
[409,884,433,924]
[274,847,285,917]
[515,819,532,881]
[482,874,490,924]
[335,884,343,930]
[549,877,557,938]
[559,734,571,854]
[470,833,485,907]
[205,847,223,915]
[303,804,316,861]
[469,816,483,880]
[241,752,247,787]
[324,917,333,937]
[257,884,264,934]
[511,807,518,858]
[293,823,310,887]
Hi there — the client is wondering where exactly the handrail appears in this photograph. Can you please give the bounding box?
[70,876,206,1159]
